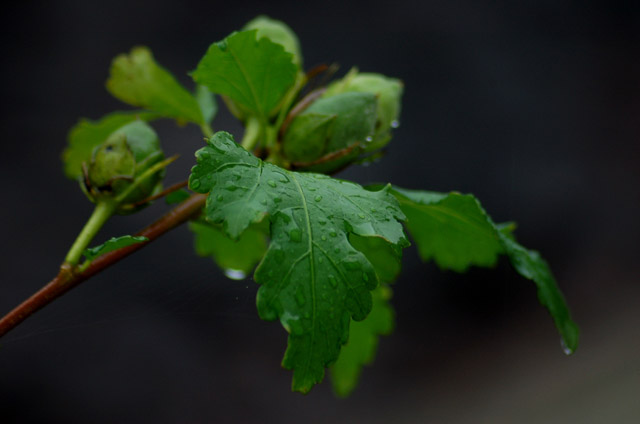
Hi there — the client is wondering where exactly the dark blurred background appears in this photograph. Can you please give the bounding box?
[1,1,638,422]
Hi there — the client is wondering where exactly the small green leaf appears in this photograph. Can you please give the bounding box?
[83,235,148,261]
[192,30,298,120]
[189,131,409,393]
[242,15,303,66]
[107,47,204,125]
[330,284,394,397]
[390,186,579,354]
[189,220,268,278]
[62,111,158,179]
[165,189,191,205]
[195,85,217,125]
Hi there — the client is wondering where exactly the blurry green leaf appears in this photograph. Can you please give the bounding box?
[107,47,204,124]
[331,284,394,397]
[189,220,268,277]
[83,235,148,261]
[350,234,403,284]
[195,85,217,125]
[62,111,158,179]
[192,30,298,120]
[165,189,191,205]
[189,131,408,393]
[390,186,579,354]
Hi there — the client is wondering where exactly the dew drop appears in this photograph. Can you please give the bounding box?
[318,257,324,264]
[321,235,327,241]
[362,272,369,282]
[328,275,338,288]
[334,247,340,254]
[216,194,224,201]
[289,228,302,242]
[391,120,400,128]
[225,181,238,191]
[198,150,210,160]
[232,173,241,181]
[370,208,377,213]
[561,338,574,355]
[190,179,201,190]
[358,213,366,219]
[344,261,361,271]
[224,269,246,280]
[260,199,268,205]
[329,230,337,237]
[274,197,282,203]
[267,180,277,188]
[365,136,373,142]
[314,195,322,202]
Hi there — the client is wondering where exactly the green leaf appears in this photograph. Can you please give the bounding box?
[192,30,298,120]
[350,234,403,284]
[83,235,148,261]
[189,220,268,278]
[242,15,303,66]
[189,132,408,393]
[390,187,579,354]
[62,111,158,179]
[391,188,504,272]
[330,284,394,397]
[106,47,204,125]
[195,85,217,125]
[165,189,191,205]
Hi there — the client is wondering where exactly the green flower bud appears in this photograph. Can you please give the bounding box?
[243,16,303,66]
[83,120,165,213]
[324,68,403,151]
[281,91,377,173]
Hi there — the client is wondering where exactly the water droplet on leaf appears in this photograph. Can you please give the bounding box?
[328,275,338,288]
[314,195,322,202]
[267,180,277,188]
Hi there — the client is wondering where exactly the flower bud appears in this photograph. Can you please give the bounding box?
[83,120,165,213]
[324,69,403,151]
[281,91,377,173]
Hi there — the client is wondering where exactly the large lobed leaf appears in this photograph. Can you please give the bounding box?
[189,132,408,392]
[192,30,298,121]
[107,47,208,125]
[390,187,579,354]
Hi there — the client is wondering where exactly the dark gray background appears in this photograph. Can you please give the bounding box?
[1,1,639,422]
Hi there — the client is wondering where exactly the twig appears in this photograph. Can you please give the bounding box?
[0,193,207,338]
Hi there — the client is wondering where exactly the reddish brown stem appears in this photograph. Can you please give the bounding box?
[0,193,207,338]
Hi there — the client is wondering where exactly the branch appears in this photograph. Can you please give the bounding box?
[0,193,207,339]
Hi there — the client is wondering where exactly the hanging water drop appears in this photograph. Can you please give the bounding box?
[224,269,246,280]
[391,120,400,128]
